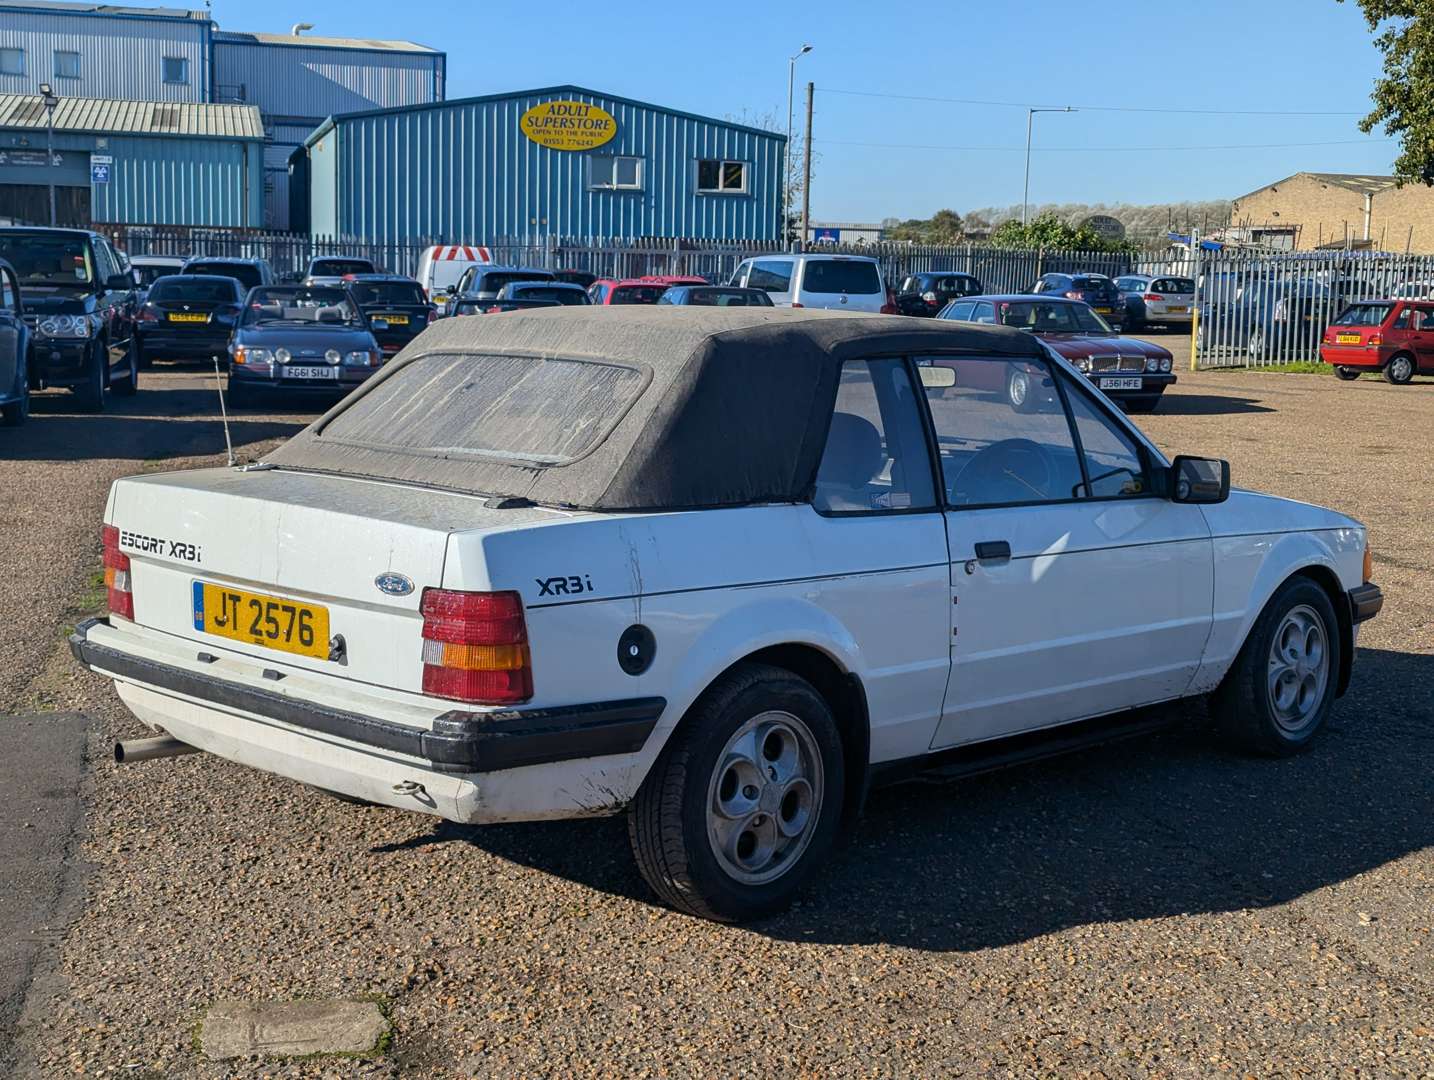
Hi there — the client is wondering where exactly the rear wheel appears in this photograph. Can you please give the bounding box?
[72,341,105,413]
[1210,577,1340,756]
[1,358,29,427]
[628,662,845,922]
[1333,365,1361,381]
[1384,352,1415,384]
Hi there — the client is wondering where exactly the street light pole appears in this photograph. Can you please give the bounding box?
[1021,106,1074,227]
[40,82,58,226]
[784,44,812,248]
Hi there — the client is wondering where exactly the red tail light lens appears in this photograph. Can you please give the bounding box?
[138,306,159,323]
[1064,290,1082,299]
[1144,293,1165,301]
[420,588,532,704]
[101,524,133,620]
[1370,333,1382,346]
[880,289,898,315]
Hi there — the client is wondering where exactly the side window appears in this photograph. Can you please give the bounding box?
[729,261,750,287]
[0,271,16,312]
[1414,305,1434,330]
[92,242,116,285]
[1061,377,1150,498]
[971,301,995,325]
[917,356,1085,507]
[1391,308,1412,330]
[813,359,936,514]
[945,301,976,322]
[748,259,793,293]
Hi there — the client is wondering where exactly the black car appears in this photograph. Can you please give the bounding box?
[656,285,774,307]
[0,227,138,412]
[343,274,435,356]
[553,269,598,290]
[1032,273,1124,327]
[0,258,33,426]
[304,256,377,286]
[446,265,556,309]
[181,256,275,293]
[227,285,384,407]
[894,272,982,317]
[494,282,592,305]
[133,275,244,367]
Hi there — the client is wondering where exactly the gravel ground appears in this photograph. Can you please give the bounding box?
[2,358,1431,1078]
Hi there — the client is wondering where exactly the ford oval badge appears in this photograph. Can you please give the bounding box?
[374,572,414,597]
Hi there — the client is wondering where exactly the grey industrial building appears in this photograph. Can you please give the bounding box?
[0,0,444,227]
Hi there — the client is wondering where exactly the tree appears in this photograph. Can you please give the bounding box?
[989,212,1134,252]
[726,107,818,242]
[1341,0,1434,184]
[883,209,965,243]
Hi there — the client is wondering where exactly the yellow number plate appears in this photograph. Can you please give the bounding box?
[1165,306,1188,314]
[168,312,209,323]
[378,313,409,325]
[192,581,330,659]
[1336,333,1361,344]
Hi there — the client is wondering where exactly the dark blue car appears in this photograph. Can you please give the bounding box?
[0,257,32,426]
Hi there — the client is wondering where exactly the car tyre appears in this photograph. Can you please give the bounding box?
[1333,365,1361,381]
[73,340,105,413]
[1,357,29,427]
[1247,326,1266,362]
[1210,576,1341,757]
[1006,366,1036,413]
[113,339,139,397]
[1383,352,1415,385]
[134,337,152,369]
[628,662,845,923]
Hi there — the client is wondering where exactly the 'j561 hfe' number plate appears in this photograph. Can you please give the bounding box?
[192,581,330,659]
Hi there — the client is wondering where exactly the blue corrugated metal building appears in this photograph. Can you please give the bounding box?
[0,93,263,225]
[302,85,784,243]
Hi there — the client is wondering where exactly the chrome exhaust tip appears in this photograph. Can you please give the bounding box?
[114,735,200,764]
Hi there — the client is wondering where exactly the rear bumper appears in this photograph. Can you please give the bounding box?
[137,329,231,358]
[1348,582,1383,624]
[70,617,664,775]
[1319,345,1384,369]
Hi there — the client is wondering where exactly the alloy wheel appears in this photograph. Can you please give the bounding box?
[1266,604,1330,735]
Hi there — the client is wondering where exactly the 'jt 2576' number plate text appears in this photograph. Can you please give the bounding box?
[192,581,330,659]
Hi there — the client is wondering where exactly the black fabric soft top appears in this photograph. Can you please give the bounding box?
[266,306,1046,511]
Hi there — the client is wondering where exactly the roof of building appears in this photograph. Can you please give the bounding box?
[212,30,439,54]
[0,0,206,19]
[0,95,264,140]
[305,84,786,146]
[1235,172,1402,202]
[268,307,1042,511]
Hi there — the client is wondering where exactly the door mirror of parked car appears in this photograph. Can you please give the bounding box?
[1169,455,1230,504]
[105,273,133,291]
[370,318,389,332]
[916,365,956,389]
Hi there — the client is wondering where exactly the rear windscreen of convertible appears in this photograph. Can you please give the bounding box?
[317,352,646,465]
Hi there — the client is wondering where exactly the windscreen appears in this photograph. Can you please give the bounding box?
[610,285,667,305]
[348,281,425,306]
[0,233,93,285]
[188,262,262,290]
[318,352,646,466]
[480,272,553,293]
[1334,303,1392,327]
[242,287,358,327]
[998,301,1112,333]
[509,285,589,305]
[135,264,179,287]
[149,277,238,303]
[310,258,375,277]
[801,260,882,295]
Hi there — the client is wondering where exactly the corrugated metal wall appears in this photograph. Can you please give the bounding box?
[0,10,208,102]
[309,124,338,236]
[211,38,442,120]
[79,133,263,226]
[319,88,783,243]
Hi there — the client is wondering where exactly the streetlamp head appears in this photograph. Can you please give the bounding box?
[800,44,813,54]
[38,82,52,96]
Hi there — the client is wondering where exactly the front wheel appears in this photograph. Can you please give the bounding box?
[1210,577,1340,756]
[1384,353,1415,385]
[1333,366,1361,381]
[72,341,105,413]
[112,340,139,397]
[628,663,845,922]
[1,359,29,427]
[1006,367,1036,413]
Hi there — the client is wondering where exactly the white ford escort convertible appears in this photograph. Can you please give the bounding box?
[74,307,1383,921]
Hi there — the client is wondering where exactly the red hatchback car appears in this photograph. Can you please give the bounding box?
[588,279,671,305]
[1320,299,1433,384]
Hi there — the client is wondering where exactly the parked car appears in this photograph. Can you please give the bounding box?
[0,257,33,426]
[1117,275,1196,331]
[73,307,1381,923]
[730,253,896,313]
[494,282,591,306]
[588,279,671,305]
[1319,298,1434,384]
[130,254,186,292]
[1032,273,1124,327]
[304,256,377,287]
[1389,279,1434,300]
[181,256,275,293]
[452,298,561,315]
[0,226,138,411]
[447,266,556,309]
[894,272,982,317]
[416,244,493,311]
[553,269,598,290]
[1199,276,1332,363]
[226,285,384,406]
[342,274,436,357]
[941,294,1174,412]
[133,274,244,368]
[640,274,709,287]
[657,285,774,307]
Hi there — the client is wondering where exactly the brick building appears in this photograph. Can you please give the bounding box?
[1229,172,1434,252]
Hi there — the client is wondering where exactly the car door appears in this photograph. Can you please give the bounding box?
[917,353,1214,749]
[91,238,130,373]
[808,356,952,762]
[1410,304,1434,372]
[0,266,20,401]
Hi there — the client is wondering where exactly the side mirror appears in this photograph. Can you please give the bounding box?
[370,318,389,332]
[106,273,132,290]
[1169,455,1230,504]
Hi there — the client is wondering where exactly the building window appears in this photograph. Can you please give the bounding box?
[0,48,23,76]
[54,50,80,79]
[589,155,642,191]
[162,56,189,84]
[697,158,749,194]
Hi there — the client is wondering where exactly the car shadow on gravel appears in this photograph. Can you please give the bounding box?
[0,414,305,461]
[1154,393,1275,416]
[413,647,1432,948]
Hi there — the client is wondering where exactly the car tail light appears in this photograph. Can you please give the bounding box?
[922,290,938,303]
[137,305,159,323]
[101,524,133,620]
[1144,293,1165,301]
[790,301,804,308]
[420,588,532,705]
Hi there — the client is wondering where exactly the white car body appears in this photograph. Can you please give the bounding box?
[415,245,494,308]
[729,254,888,312]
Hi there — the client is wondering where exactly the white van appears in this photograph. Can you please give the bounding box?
[729,253,892,312]
[415,245,494,309]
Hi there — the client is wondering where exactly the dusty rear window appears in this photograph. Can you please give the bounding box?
[318,352,649,466]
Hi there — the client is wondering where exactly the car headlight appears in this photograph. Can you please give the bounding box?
[1075,357,1091,373]
[39,314,92,338]
[1146,357,1160,372]
[325,349,343,365]
[1160,357,1172,373]
[274,347,291,365]
[234,346,273,368]
[345,350,379,366]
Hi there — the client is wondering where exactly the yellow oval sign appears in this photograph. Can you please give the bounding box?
[519,100,618,152]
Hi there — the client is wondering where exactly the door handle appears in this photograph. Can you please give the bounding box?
[974,540,1011,563]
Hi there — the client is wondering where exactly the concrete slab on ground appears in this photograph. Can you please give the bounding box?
[200,998,390,1061]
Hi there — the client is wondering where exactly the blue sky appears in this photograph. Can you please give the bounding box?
[215,0,1395,223]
